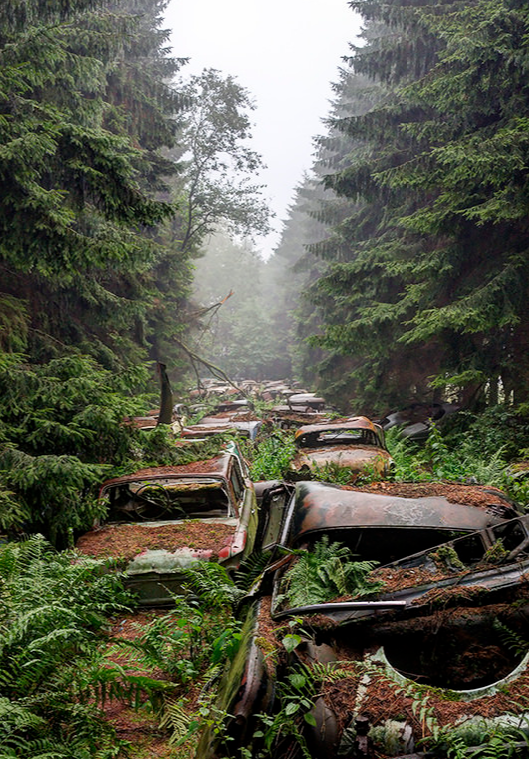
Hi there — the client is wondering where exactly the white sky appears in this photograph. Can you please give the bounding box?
[164,0,362,258]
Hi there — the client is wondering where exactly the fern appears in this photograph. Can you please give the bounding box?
[495,620,529,659]
[110,568,244,688]
[181,560,246,609]
[234,551,273,593]
[248,431,297,480]
[279,536,383,607]
[159,698,193,744]
[0,535,137,758]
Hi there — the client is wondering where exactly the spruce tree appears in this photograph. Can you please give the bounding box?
[303,0,529,408]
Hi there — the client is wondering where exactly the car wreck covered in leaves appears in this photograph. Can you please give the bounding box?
[199,481,529,759]
[76,443,259,605]
[290,416,393,481]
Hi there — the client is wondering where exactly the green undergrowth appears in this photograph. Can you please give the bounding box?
[0,534,145,759]
[129,563,247,752]
[385,411,529,507]
[240,406,529,509]
[0,537,248,759]
[245,430,297,480]
[276,536,383,608]
[0,351,241,545]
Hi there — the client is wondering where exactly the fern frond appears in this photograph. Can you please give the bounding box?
[279,536,382,607]
[495,619,529,658]
[160,698,193,744]
[181,561,245,609]
[234,550,273,592]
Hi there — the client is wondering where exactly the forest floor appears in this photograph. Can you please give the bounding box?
[102,611,199,759]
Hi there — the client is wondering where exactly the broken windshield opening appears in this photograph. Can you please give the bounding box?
[297,527,470,564]
[105,479,232,522]
[297,429,382,448]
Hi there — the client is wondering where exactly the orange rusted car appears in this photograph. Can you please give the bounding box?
[290,416,393,480]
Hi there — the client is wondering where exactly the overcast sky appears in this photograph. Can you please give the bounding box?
[164,0,362,258]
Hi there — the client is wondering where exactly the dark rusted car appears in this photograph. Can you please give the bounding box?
[290,416,393,480]
[76,443,259,605]
[199,481,526,759]
[379,401,460,442]
[274,480,515,567]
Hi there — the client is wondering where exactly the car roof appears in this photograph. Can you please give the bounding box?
[282,481,504,545]
[100,453,232,493]
[294,416,383,438]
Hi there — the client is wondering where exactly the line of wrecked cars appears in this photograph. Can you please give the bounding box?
[78,439,529,758]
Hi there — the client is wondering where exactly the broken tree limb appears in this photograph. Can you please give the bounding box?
[173,337,248,398]
[156,362,174,425]
[187,290,234,319]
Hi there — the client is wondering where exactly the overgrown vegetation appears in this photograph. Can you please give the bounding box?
[385,414,529,507]
[252,661,354,759]
[0,535,139,758]
[277,536,383,608]
[0,537,250,758]
[113,562,246,751]
[246,430,297,480]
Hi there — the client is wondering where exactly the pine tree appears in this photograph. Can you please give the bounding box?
[301,0,529,408]
[0,0,184,365]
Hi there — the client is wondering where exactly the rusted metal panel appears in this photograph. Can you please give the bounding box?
[99,455,230,495]
[180,421,261,440]
[290,417,392,479]
[287,393,326,410]
[283,482,503,546]
[294,416,385,442]
[292,446,392,476]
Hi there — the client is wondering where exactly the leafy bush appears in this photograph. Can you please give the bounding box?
[0,354,188,544]
[386,419,529,507]
[247,430,297,480]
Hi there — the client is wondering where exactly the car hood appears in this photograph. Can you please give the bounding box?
[272,556,529,622]
[291,446,392,473]
[76,517,240,570]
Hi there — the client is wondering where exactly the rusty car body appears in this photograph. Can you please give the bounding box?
[198,481,526,759]
[267,515,529,758]
[276,480,515,562]
[179,420,262,441]
[270,405,331,430]
[290,416,393,480]
[76,443,259,605]
[287,392,326,411]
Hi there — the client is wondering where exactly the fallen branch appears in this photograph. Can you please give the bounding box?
[173,337,248,398]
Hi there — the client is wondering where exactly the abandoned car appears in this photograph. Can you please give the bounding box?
[290,416,393,480]
[287,392,327,411]
[379,401,460,442]
[76,443,259,605]
[179,420,262,441]
[199,481,526,759]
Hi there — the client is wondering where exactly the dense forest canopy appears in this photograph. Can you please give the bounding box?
[0,0,271,543]
[264,0,529,413]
